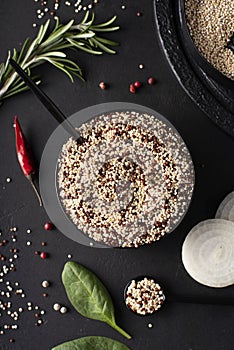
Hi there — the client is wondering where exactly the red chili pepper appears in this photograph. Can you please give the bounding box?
[14,116,42,206]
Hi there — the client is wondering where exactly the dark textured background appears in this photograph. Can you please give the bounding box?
[0,1,234,349]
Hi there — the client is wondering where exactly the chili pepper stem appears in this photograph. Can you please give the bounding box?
[26,174,43,207]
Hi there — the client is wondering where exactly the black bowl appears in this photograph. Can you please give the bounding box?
[124,276,165,316]
[176,0,234,90]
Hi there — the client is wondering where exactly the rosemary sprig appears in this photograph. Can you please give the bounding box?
[0,12,119,102]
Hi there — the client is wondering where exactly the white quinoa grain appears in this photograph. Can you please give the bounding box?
[41,280,50,288]
[60,306,67,314]
[53,303,61,311]
[185,0,234,80]
[58,111,194,248]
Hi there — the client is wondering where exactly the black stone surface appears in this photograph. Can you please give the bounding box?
[0,1,234,349]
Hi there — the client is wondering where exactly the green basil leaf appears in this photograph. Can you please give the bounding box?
[52,336,131,350]
[62,262,131,339]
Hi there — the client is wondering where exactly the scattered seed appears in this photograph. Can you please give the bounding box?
[40,252,47,259]
[53,303,61,311]
[134,81,142,88]
[148,77,155,85]
[6,177,12,183]
[99,81,107,90]
[44,222,53,231]
[41,280,50,288]
[129,84,136,93]
[60,306,67,314]
[33,0,101,24]
[138,64,144,69]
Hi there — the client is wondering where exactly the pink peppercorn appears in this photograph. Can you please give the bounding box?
[129,84,136,94]
[134,81,142,88]
[148,77,156,85]
[40,252,47,259]
[44,222,53,231]
[99,82,107,90]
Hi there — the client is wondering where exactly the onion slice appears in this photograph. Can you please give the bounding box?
[215,191,234,222]
[182,219,234,288]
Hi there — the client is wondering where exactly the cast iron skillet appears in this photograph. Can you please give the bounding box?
[177,0,234,91]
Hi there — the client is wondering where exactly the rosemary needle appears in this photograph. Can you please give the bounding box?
[0,12,119,103]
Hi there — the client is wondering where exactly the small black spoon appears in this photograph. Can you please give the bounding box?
[124,276,234,316]
[9,58,82,143]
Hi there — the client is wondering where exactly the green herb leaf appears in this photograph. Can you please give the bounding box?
[95,36,119,46]
[92,38,117,54]
[62,261,131,340]
[52,336,131,350]
[37,19,50,45]
[17,37,31,63]
[91,26,120,32]
[67,38,103,55]
[38,51,67,58]
[0,13,119,102]
[93,16,118,28]
[41,20,74,48]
